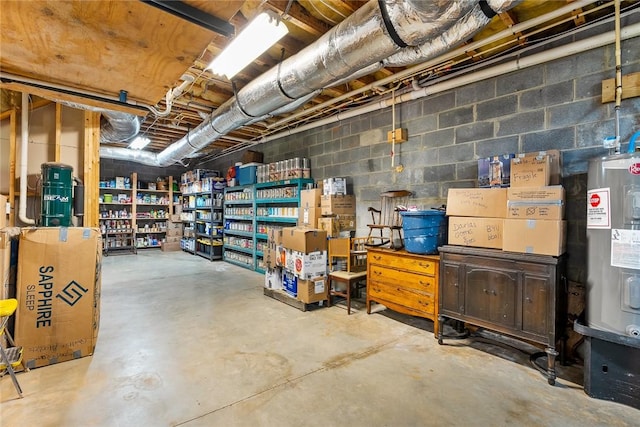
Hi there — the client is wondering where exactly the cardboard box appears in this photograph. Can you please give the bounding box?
[298,207,320,227]
[448,217,504,249]
[169,214,181,222]
[265,227,284,269]
[284,250,328,279]
[320,195,356,215]
[322,178,347,196]
[264,267,283,290]
[511,155,551,188]
[15,227,102,369]
[166,228,183,237]
[446,188,507,218]
[164,236,181,243]
[300,189,322,209]
[507,186,566,220]
[161,241,181,251]
[281,227,327,253]
[317,215,357,238]
[503,219,566,256]
[519,149,562,185]
[297,276,328,303]
[242,150,264,164]
[478,154,515,187]
[282,270,298,297]
[0,230,17,348]
[1,194,7,227]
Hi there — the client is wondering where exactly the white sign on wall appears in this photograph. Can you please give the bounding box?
[587,188,611,229]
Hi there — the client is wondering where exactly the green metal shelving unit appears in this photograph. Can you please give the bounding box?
[223,178,313,273]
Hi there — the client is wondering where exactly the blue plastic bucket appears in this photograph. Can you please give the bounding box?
[400,210,447,254]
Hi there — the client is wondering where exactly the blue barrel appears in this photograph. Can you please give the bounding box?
[400,210,447,254]
[41,162,73,227]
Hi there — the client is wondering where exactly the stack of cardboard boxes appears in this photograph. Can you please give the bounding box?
[163,214,183,251]
[297,177,357,238]
[446,150,566,256]
[264,226,329,304]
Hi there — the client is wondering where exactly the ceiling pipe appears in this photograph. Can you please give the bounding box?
[19,92,35,225]
[258,21,640,145]
[268,0,595,130]
[102,0,517,166]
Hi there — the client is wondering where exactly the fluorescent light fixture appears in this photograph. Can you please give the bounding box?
[207,10,288,79]
[129,136,151,150]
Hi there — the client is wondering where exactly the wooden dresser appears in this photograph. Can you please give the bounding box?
[438,245,566,384]
[366,248,440,335]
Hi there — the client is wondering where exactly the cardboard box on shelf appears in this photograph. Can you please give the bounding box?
[264,267,283,290]
[446,188,507,218]
[242,150,264,164]
[301,188,322,209]
[281,227,327,253]
[511,155,551,188]
[478,154,515,188]
[507,186,566,220]
[298,207,320,227]
[284,249,328,279]
[317,215,357,238]
[448,217,504,249]
[15,227,102,369]
[297,276,328,304]
[169,214,181,222]
[519,149,562,185]
[503,219,566,256]
[320,195,356,215]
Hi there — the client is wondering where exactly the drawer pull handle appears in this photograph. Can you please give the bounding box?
[453,282,458,288]
[525,297,532,303]
[374,271,382,276]
[373,255,382,261]
[483,288,488,293]
[418,262,431,268]
[491,290,497,296]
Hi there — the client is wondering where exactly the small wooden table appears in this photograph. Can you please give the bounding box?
[366,248,440,335]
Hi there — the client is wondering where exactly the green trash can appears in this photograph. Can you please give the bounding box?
[41,162,73,227]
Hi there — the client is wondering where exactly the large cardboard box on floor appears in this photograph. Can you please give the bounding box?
[507,186,565,220]
[281,226,327,253]
[446,188,507,218]
[15,227,102,369]
[320,195,355,215]
[448,217,504,249]
[1,230,18,348]
[503,219,566,256]
[510,154,551,188]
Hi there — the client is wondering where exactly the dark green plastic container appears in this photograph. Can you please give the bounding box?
[41,162,73,227]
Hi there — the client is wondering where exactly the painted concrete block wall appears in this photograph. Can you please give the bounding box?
[202,35,640,284]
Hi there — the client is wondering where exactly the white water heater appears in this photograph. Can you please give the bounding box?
[586,150,640,338]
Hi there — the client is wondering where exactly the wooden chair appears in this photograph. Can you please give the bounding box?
[366,190,412,249]
[327,237,368,314]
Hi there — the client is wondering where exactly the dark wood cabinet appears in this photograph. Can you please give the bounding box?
[438,245,566,385]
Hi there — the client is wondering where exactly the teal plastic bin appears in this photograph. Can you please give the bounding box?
[400,210,447,254]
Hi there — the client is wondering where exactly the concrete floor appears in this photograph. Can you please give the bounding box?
[2,250,639,426]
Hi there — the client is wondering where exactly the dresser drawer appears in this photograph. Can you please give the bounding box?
[369,264,435,294]
[368,281,435,315]
[368,251,436,275]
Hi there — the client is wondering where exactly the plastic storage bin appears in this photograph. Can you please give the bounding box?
[400,209,447,254]
[238,163,261,185]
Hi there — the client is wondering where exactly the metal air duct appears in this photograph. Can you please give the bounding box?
[101,0,520,166]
